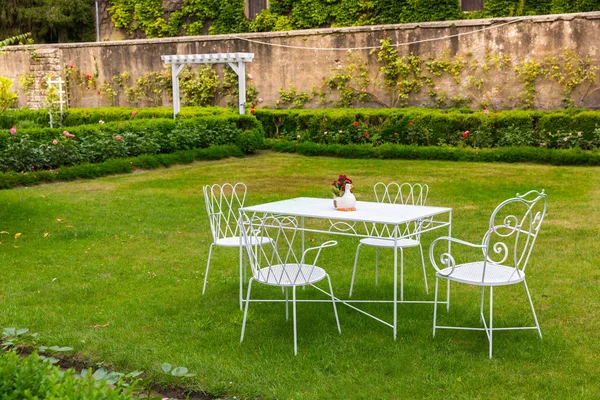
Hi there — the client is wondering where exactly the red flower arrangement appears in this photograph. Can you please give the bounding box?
[331,174,353,197]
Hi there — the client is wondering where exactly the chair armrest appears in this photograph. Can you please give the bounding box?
[300,240,338,266]
[428,236,485,276]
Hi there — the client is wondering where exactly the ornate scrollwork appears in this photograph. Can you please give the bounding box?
[487,241,509,264]
[328,220,358,235]
[438,252,456,276]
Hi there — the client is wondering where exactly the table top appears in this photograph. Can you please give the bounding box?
[240,197,451,225]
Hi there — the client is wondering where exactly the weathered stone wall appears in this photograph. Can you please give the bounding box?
[2,11,600,110]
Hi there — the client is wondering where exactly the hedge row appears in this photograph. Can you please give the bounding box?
[0,114,263,172]
[0,106,234,129]
[265,140,600,166]
[0,144,243,189]
[254,108,600,150]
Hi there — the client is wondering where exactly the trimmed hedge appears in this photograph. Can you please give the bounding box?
[0,106,235,129]
[0,114,263,172]
[0,144,243,189]
[265,139,600,166]
[254,108,600,150]
[0,351,136,400]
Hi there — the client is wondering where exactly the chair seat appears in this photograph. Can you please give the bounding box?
[255,264,327,286]
[359,237,420,248]
[437,262,525,286]
[215,236,272,247]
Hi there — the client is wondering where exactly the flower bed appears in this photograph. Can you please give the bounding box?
[0,114,263,172]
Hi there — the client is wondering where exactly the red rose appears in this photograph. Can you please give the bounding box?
[409,121,413,126]
[364,132,369,137]
[353,121,358,127]
[250,109,255,114]
[462,131,469,138]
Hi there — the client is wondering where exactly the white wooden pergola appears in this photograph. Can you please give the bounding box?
[161,53,255,118]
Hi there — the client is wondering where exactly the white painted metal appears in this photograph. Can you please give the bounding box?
[239,197,452,338]
[202,182,271,295]
[429,190,548,358]
[161,53,254,118]
[239,215,341,355]
[349,183,430,301]
[46,78,66,128]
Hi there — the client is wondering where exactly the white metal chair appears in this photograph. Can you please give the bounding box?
[349,182,430,301]
[240,215,341,355]
[429,190,548,358]
[202,182,271,295]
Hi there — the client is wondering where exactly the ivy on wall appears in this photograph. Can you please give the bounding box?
[271,39,598,111]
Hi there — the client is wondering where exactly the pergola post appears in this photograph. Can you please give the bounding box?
[171,63,185,118]
[161,53,255,118]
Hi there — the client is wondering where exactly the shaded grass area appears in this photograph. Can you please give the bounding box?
[1,152,599,399]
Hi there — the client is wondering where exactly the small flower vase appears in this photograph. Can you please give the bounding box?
[336,183,356,212]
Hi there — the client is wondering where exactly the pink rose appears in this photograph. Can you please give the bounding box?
[247,73,253,79]
[563,137,568,141]
[324,131,328,135]
[131,111,137,116]
[258,98,264,103]
[434,87,439,92]
[9,126,16,135]
[52,140,58,145]
[484,109,489,115]
[115,135,122,140]
[577,131,582,137]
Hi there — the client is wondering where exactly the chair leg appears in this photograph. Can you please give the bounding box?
[524,280,543,339]
[399,247,404,302]
[480,286,486,324]
[327,274,342,334]
[418,243,429,294]
[375,247,379,286]
[433,277,439,337]
[489,286,494,359]
[446,279,451,311]
[349,243,363,297]
[285,287,289,321]
[202,243,214,295]
[292,286,298,356]
[240,278,254,343]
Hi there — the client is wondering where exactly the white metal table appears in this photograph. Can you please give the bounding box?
[239,197,452,339]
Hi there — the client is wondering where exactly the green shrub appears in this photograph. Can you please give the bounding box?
[255,108,600,150]
[0,351,136,399]
[0,144,243,189]
[0,114,262,172]
[265,139,600,166]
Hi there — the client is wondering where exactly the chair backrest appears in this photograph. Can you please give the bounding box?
[373,182,428,206]
[482,190,548,277]
[241,215,326,285]
[373,182,429,238]
[203,182,247,242]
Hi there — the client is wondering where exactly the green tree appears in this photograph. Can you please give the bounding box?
[0,0,95,43]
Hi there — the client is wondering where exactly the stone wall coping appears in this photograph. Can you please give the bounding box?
[4,11,600,52]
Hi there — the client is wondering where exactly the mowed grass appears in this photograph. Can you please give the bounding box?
[1,152,599,399]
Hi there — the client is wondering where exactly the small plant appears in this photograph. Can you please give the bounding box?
[331,174,353,197]
[0,76,18,112]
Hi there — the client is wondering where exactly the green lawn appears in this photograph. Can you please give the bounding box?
[1,152,599,399]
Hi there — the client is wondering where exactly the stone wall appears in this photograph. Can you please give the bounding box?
[2,11,600,110]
